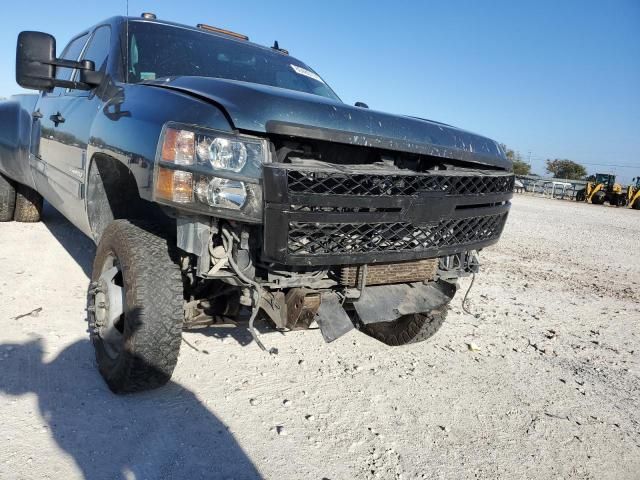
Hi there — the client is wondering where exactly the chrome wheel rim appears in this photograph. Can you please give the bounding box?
[92,253,125,359]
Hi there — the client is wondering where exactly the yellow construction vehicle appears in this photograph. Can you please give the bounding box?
[575,173,626,206]
[627,176,640,210]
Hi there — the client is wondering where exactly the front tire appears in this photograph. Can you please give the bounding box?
[360,306,448,346]
[0,174,16,222]
[591,191,606,205]
[88,220,184,393]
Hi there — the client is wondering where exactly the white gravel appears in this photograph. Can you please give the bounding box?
[0,195,638,479]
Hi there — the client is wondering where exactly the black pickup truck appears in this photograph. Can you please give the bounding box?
[0,14,513,393]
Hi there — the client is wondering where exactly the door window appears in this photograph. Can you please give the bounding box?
[52,33,89,95]
[55,34,90,82]
[81,26,111,73]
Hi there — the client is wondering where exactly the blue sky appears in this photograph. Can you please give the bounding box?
[1,0,638,182]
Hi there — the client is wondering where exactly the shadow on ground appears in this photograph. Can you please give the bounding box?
[0,339,262,479]
[41,203,96,277]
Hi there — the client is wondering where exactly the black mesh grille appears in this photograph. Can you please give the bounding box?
[263,164,513,264]
[287,170,514,196]
[287,213,508,256]
[289,205,402,213]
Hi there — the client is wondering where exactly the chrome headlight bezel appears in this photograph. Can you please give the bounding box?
[152,122,270,222]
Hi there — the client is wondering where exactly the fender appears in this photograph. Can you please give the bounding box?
[0,94,39,188]
[85,82,235,205]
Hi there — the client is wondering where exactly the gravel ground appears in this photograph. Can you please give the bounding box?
[0,195,638,480]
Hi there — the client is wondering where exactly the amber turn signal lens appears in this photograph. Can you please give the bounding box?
[162,128,195,165]
[156,167,193,203]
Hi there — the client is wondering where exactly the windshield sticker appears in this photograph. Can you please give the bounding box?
[140,72,156,80]
[290,64,324,83]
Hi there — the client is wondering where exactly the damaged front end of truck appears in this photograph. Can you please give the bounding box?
[163,114,514,348]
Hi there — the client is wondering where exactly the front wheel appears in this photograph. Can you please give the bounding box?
[591,191,606,205]
[88,220,184,393]
[359,306,448,346]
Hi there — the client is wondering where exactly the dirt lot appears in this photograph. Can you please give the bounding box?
[0,195,638,480]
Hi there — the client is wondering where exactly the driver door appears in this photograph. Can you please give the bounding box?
[33,32,90,216]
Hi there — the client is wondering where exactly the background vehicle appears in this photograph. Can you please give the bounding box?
[0,14,513,393]
[626,176,640,210]
[575,173,626,206]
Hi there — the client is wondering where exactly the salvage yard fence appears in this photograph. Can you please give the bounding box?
[515,175,588,200]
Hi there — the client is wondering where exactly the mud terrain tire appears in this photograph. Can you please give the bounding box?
[360,306,448,346]
[14,184,43,222]
[0,174,16,221]
[89,220,184,393]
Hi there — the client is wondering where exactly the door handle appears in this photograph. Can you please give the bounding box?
[50,112,65,126]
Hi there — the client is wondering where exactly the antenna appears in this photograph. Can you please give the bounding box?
[125,0,129,83]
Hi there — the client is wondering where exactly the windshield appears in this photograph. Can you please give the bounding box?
[126,21,340,101]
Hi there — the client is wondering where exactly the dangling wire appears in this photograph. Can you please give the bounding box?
[461,273,476,316]
[248,289,267,351]
[221,228,273,353]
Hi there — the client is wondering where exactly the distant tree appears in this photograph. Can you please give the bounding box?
[499,143,519,162]
[512,159,531,175]
[545,159,587,180]
[500,143,531,175]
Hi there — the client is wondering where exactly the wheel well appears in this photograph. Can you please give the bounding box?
[87,154,166,242]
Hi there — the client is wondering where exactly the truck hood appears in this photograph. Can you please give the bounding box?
[146,76,509,169]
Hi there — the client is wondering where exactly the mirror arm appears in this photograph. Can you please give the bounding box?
[45,58,94,71]
[42,58,102,89]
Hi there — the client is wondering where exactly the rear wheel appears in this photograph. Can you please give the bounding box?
[575,190,585,202]
[0,174,16,222]
[633,198,640,210]
[14,184,43,222]
[88,220,184,393]
[610,195,624,207]
[359,305,448,346]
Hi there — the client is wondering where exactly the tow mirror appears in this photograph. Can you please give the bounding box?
[16,31,56,91]
[16,31,100,92]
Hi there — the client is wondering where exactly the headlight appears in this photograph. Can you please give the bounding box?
[199,137,248,172]
[154,124,268,222]
[162,126,266,174]
[195,177,246,210]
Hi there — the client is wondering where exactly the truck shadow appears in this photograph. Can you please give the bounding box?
[0,339,262,479]
[189,320,283,348]
[41,202,96,278]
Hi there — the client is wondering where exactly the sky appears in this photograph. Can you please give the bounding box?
[0,0,638,183]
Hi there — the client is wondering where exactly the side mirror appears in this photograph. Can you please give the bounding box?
[16,31,100,92]
[354,102,369,109]
[16,31,56,91]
